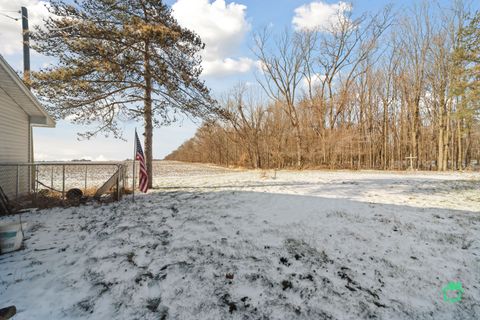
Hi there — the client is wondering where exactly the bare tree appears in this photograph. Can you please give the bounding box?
[223,84,266,168]
[253,29,306,167]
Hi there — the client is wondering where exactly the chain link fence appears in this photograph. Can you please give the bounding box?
[0,162,129,212]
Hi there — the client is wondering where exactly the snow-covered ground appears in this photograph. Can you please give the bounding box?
[1,161,479,319]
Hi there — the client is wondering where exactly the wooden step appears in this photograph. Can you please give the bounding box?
[94,168,122,200]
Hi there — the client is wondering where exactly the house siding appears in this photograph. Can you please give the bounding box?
[0,89,30,199]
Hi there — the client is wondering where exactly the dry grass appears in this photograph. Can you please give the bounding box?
[8,186,130,212]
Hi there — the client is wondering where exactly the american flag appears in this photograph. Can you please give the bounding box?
[135,131,149,193]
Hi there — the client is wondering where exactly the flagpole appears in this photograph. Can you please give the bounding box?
[132,128,136,203]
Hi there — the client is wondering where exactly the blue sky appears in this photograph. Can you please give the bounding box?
[0,0,476,160]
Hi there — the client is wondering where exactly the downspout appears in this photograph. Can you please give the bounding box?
[29,122,34,193]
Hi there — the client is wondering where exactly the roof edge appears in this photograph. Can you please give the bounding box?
[0,54,55,127]
[30,115,55,128]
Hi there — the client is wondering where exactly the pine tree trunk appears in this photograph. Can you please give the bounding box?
[144,41,154,189]
[465,127,471,167]
[457,119,462,170]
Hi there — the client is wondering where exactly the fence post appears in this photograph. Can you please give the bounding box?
[28,163,31,194]
[62,165,65,199]
[123,165,126,194]
[120,165,124,199]
[16,165,19,201]
[35,165,39,193]
[84,165,88,194]
[51,166,54,190]
[116,170,120,201]
[33,164,37,205]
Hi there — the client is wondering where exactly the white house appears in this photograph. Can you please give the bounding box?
[0,54,55,199]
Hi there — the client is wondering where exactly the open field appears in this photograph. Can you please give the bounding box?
[31,160,232,193]
[1,161,479,319]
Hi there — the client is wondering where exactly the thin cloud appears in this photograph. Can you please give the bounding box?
[292,1,352,32]
[202,57,255,77]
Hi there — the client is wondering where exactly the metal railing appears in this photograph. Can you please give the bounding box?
[0,162,129,209]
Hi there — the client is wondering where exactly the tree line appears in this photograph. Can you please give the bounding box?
[166,2,480,171]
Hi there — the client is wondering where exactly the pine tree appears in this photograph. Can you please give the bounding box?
[450,10,480,168]
[453,11,480,113]
[31,0,223,188]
